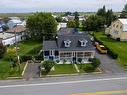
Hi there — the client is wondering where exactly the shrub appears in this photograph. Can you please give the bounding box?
[20,55,32,62]
[107,49,118,59]
[34,55,43,60]
[91,58,101,68]
[83,64,95,73]
[42,60,55,72]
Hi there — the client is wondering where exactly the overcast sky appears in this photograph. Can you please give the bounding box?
[0,0,126,13]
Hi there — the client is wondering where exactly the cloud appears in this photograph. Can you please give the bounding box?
[0,0,126,12]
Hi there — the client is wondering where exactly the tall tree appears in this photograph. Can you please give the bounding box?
[74,11,79,28]
[82,15,105,31]
[27,12,57,40]
[67,20,76,28]
[120,4,127,18]
[106,9,117,26]
[97,5,106,17]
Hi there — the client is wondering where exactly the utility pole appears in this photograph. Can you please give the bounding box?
[14,25,20,71]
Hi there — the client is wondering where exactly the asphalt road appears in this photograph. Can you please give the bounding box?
[0,73,127,95]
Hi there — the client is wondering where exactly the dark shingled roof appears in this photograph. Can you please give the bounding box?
[43,41,57,50]
[43,28,95,51]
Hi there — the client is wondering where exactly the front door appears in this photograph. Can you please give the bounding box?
[72,52,77,63]
[49,56,53,60]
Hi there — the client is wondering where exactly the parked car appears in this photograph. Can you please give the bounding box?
[96,44,107,54]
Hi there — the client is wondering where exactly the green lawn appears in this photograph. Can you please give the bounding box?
[17,39,42,56]
[0,59,25,79]
[95,32,127,69]
[42,64,77,75]
[0,39,42,79]
[77,64,100,73]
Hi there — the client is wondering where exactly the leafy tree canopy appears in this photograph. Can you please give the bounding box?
[26,12,57,40]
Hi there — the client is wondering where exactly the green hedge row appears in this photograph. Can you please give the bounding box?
[94,37,118,59]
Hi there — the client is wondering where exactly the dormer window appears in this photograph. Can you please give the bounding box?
[64,39,71,47]
[79,39,88,47]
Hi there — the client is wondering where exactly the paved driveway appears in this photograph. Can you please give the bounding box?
[96,51,125,74]
[23,61,40,79]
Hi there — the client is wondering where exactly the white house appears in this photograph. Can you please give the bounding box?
[6,25,27,41]
[78,16,86,21]
[57,23,67,31]
[0,24,3,32]
[8,17,20,20]
[0,32,21,46]
[105,18,127,41]
[7,19,22,29]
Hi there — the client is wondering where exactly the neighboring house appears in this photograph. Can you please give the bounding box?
[105,18,127,41]
[8,17,21,20]
[57,23,67,31]
[0,32,21,46]
[6,25,27,40]
[43,28,95,64]
[7,19,22,29]
[0,24,3,32]
[78,16,86,21]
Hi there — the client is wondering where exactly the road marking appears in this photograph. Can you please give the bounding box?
[0,77,127,88]
[71,89,127,95]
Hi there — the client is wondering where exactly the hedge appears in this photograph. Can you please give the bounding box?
[94,36,118,59]
[20,55,32,62]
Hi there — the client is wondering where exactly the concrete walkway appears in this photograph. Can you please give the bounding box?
[74,64,80,73]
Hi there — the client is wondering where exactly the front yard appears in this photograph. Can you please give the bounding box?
[41,63,101,76]
[77,64,100,73]
[42,64,77,75]
[0,39,42,79]
[94,32,127,69]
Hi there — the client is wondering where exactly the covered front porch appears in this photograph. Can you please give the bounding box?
[59,51,95,64]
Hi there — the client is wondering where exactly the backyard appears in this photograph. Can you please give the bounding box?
[94,32,127,69]
[0,39,42,79]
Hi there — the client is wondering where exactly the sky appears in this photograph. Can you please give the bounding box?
[0,0,127,13]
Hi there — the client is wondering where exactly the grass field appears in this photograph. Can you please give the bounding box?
[95,32,127,69]
[0,13,32,18]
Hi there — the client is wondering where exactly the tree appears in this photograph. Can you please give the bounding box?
[106,9,117,26]
[97,5,106,17]
[120,4,127,18]
[74,11,79,28]
[0,42,6,58]
[67,20,76,28]
[65,12,72,16]
[97,5,116,27]
[55,16,62,22]
[42,60,55,72]
[82,15,105,31]
[6,48,16,60]
[6,48,17,68]
[26,12,57,41]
